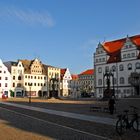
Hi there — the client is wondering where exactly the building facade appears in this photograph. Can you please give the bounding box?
[69,74,79,98]
[47,65,60,98]
[94,35,140,98]
[78,69,94,97]
[0,59,12,98]
[5,58,48,97]
[60,68,72,96]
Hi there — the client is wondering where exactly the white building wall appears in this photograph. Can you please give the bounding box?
[24,74,47,97]
[61,68,72,96]
[0,59,12,98]
[94,36,140,98]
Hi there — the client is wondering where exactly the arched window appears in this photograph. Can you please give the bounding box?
[128,63,132,70]
[135,62,140,69]
[120,77,125,84]
[119,64,124,71]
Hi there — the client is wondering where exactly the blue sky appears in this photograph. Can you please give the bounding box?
[0,0,140,74]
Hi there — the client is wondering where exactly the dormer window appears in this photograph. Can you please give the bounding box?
[127,54,130,58]
[123,54,126,58]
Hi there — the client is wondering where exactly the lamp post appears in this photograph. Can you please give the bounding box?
[28,83,32,103]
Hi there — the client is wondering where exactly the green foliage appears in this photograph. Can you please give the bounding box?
[9,90,14,97]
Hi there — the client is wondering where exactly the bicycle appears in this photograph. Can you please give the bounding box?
[116,106,140,135]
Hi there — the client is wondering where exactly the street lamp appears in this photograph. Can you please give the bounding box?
[28,83,32,103]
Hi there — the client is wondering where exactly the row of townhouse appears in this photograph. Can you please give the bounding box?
[94,34,140,98]
[0,58,73,98]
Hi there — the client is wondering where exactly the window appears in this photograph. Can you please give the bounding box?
[0,77,1,80]
[98,79,102,85]
[5,77,8,80]
[127,54,130,58]
[136,62,140,69]
[120,77,125,84]
[119,64,124,71]
[5,83,8,87]
[17,83,21,87]
[18,76,21,80]
[13,76,15,80]
[0,83,1,87]
[123,54,126,58]
[112,65,116,72]
[132,53,135,57]
[98,67,102,73]
[128,63,132,70]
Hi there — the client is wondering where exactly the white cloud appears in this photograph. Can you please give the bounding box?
[1,7,55,27]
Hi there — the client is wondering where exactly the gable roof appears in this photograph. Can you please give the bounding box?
[79,69,94,75]
[103,34,140,54]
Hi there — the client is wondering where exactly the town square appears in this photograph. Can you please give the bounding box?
[0,0,140,140]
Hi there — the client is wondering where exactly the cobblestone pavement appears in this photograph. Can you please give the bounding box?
[0,97,140,140]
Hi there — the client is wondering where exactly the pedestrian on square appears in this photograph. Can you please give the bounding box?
[108,96,115,115]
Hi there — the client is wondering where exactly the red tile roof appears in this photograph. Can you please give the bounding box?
[103,35,140,54]
[71,74,78,80]
[61,69,67,75]
[79,69,94,75]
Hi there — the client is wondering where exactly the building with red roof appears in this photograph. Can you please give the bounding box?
[78,69,94,97]
[94,35,140,98]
